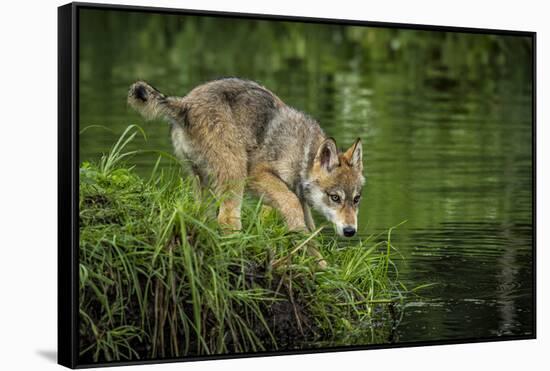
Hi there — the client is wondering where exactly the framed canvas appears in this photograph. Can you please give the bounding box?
[58,2,536,368]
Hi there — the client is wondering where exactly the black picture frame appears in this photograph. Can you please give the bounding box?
[58,2,536,368]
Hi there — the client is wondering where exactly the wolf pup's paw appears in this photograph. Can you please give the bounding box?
[218,217,242,234]
[306,244,328,270]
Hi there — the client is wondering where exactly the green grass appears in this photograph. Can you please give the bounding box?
[78,126,405,362]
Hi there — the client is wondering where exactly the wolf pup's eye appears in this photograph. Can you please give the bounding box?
[330,194,341,203]
[353,195,361,204]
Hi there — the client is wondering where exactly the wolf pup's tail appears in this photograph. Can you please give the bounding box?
[127,81,183,122]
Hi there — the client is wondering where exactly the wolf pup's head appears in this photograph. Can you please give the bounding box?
[304,138,365,237]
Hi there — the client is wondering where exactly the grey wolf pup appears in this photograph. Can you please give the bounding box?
[128,78,365,260]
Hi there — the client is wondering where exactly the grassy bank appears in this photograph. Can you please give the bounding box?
[78,127,404,362]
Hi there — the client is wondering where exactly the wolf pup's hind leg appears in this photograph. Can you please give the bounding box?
[216,184,244,232]
[201,139,248,233]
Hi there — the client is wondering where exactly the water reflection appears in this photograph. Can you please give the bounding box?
[395,222,533,341]
[79,8,533,343]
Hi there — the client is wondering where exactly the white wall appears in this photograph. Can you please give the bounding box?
[0,0,545,369]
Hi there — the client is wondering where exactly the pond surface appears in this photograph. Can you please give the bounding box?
[79,9,534,344]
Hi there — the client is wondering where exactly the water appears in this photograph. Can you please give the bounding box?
[79,8,534,344]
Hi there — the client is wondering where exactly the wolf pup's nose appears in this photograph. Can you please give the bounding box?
[343,227,356,237]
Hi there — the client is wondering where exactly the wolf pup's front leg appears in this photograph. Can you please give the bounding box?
[303,203,316,232]
[249,164,307,231]
[250,164,327,269]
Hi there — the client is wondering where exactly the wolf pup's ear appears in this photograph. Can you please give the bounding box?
[344,138,363,171]
[315,138,339,172]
